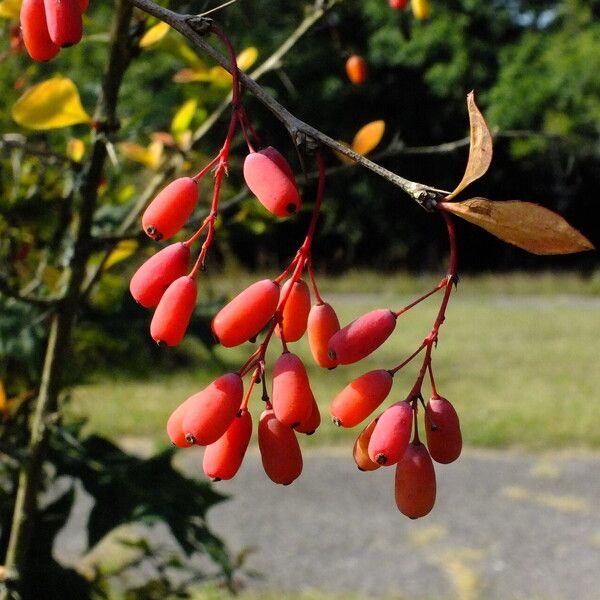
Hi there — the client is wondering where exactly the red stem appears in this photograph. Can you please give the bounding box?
[307,259,324,305]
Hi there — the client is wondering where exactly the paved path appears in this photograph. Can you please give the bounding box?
[56,449,600,599]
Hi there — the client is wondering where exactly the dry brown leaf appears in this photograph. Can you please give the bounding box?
[440,198,594,255]
[447,91,493,200]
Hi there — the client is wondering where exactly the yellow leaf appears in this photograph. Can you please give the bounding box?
[66,138,85,162]
[208,65,232,87]
[171,99,197,136]
[139,21,170,48]
[173,68,213,84]
[440,198,595,255]
[12,78,91,130]
[119,141,164,170]
[237,47,259,71]
[104,240,139,271]
[0,0,21,19]
[352,120,385,156]
[447,91,493,199]
[411,0,430,20]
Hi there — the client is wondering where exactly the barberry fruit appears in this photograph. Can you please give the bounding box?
[425,395,462,464]
[272,352,314,427]
[294,393,321,435]
[307,302,340,368]
[368,400,413,466]
[345,54,368,85]
[20,0,60,62]
[43,0,82,48]
[353,417,381,471]
[394,441,436,518]
[276,278,311,342]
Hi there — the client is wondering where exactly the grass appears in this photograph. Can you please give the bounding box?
[67,271,600,451]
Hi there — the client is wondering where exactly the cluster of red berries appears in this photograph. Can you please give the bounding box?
[127,24,460,517]
[20,0,88,62]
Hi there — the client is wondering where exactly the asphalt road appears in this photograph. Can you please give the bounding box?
[56,448,600,599]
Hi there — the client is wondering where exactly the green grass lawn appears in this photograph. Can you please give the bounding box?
[68,272,600,451]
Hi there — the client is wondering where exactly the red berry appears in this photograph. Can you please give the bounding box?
[43,0,82,48]
[294,393,321,435]
[150,276,197,346]
[328,308,396,365]
[345,55,368,85]
[272,352,314,427]
[142,177,198,241]
[166,396,194,448]
[276,278,311,343]
[425,396,462,464]
[20,0,60,61]
[389,0,408,8]
[368,400,413,466]
[79,0,89,11]
[181,373,244,446]
[395,441,436,518]
[307,302,340,368]
[129,243,190,308]
[211,279,279,347]
[330,369,393,428]
[203,408,252,481]
[243,147,301,217]
[258,407,303,485]
[353,417,380,471]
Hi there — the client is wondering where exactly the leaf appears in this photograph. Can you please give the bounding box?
[447,91,493,199]
[171,99,197,136]
[0,0,21,18]
[441,198,595,255]
[139,21,170,48]
[103,240,138,271]
[351,120,385,156]
[119,140,164,170]
[66,138,85,162]
[12,78,91,130]
[0,380,6,413]
[237,47,259,71]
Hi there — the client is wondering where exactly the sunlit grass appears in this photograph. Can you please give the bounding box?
[68,272,600,451]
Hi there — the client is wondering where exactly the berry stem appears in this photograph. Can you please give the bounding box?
[394,278,447,317]
[241,367,260,411]
[307,259,325,305]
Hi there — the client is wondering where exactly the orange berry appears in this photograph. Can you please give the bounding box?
[307,302,340,368]
[272,352,314,427]
[276,278,311,342]
[258,407,303,485]
[345,54,368,85]
[142,177,198,241]
[243,147,301,217]
[20,0,60,61]
[43,0,82,47]
[181,373,244,446]
[129,242,190,308]
[211,279,280,347]
[203,408,253,481]
[330,369,393,428]
[368,400,412,466]
[166,396,193,448]
[395,441,436,518]
[150,276,197,346]
[425,396,462,464]
[353,418,380,471]
[328,308,396,365]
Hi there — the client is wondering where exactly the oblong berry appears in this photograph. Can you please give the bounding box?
[276,278,311,343]
[181,373,244,446]
[166,397,193,448]
[330,369,393,428]
[142,177,198,241]
[203,408,252,481]
[130,243,190,308]
[368,401,413,466]
[395,442,436,518]
[307,302,340,368]
[20,0,60,61]
[353,418,380,471]
[43,0,82,47]
[294,393,321,435]
[345,54,367,85]
[425,396,462,464]
[211,279,279,347]
[243,147,301,217]
[328,308,396,365]
[258,408,303,485]
[79,0,89,11]
[272,352,314,427]
[150,276,197,346]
